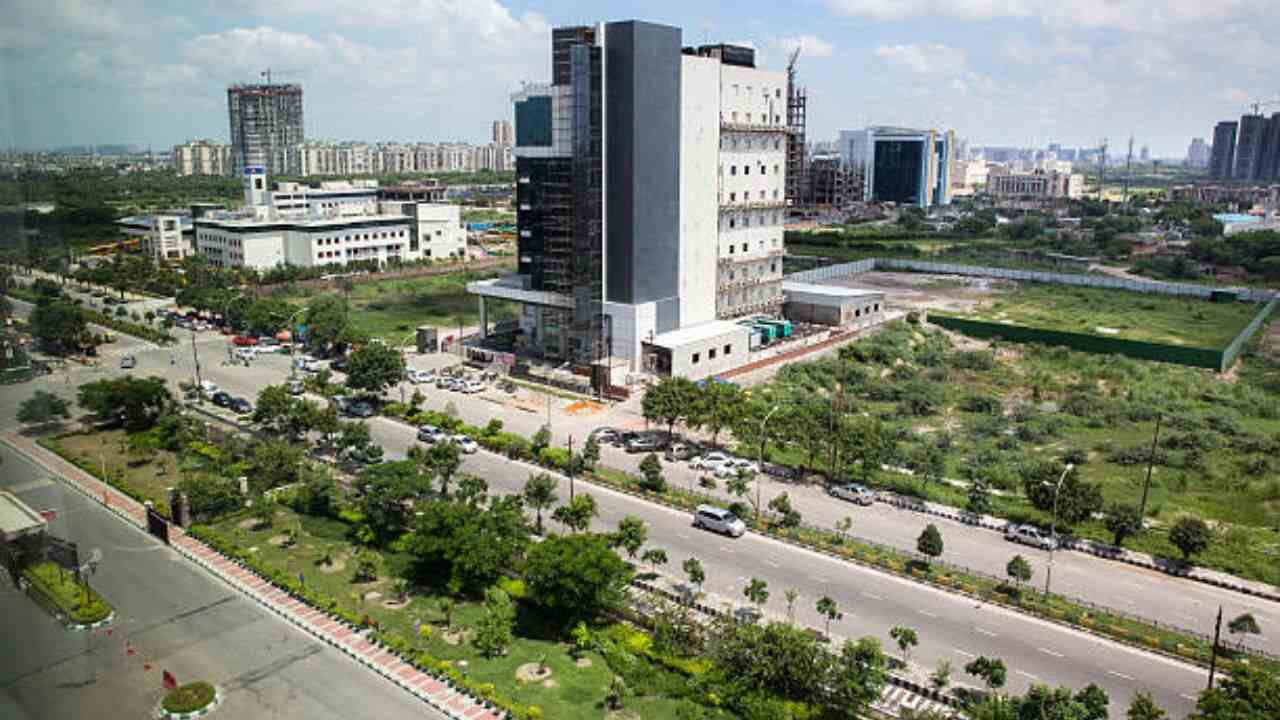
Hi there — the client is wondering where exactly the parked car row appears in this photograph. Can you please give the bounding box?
[415,425,477,453]
[436,375,486,394]
[331,395,375,418]
[209,390,253,415]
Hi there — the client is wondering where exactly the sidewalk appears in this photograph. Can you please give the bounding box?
[1,431,503,720]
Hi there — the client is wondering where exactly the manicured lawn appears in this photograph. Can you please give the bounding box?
[203,507,659,720]
[287,269,518,343]
[162,682,216,713]
[45,430,180,517]
[960,283,1259,348]
[23,561,113,624]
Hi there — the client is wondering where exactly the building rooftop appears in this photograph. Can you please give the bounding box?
[0,490,47,543]
[197,211,409,230]
[649,320,748,350]
[117,214,194,231]
[782,281,884,299]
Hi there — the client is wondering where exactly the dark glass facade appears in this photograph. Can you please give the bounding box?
[872,139,925,205]
[514,96,552,147]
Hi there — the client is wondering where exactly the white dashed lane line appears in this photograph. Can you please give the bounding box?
[953,649,976,658]
[1108,671,1135,681]
[974,627,997,637]
[917,609,938,618]
[861,591,883,601]
[1037,647,1064,658]
[1016,670,1040,681]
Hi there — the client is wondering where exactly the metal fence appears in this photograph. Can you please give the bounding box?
[1222,298,1279,368]
[785,257,1280,303]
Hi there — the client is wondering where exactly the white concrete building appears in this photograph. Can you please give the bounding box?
[986,168,1084,200]
[173,141,232,176]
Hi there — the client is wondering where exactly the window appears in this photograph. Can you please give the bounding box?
[729,218,735,229]
[708,348,717,360]
[692,352,700,365]
[770,262,777,273]
[728,243,734,254]
[744,216,750,227]
[744,165,750,175]
[729,192,736,202]
[774,164,780,174]
[741,243,748,252]
[775,88,781,98]
[730,165,736,176]
[724,344,732,355]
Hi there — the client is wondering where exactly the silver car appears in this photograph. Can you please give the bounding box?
[1004,523,1058,550]
[828,483,876,506]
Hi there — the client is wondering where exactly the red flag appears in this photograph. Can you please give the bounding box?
[39,509,56,522]
[163,670,177,690]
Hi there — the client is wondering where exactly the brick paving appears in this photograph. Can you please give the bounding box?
[3,431,505,720]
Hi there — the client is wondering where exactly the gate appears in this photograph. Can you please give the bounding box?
[146,504,170,545]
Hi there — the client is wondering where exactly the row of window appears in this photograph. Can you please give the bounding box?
[690,343,733,366]
[725,189,780,203]
[724,262,778,281]
[726,163,781,177]
[725,110,783,125]
[728,84,782,100]
[725,212,782,229]
[725,239,780,255]
[317,230,407,244]
[721,136,782,151]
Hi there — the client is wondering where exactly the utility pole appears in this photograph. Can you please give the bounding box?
[1208,605,1223,690]
[567,435,575,501]
[1123,135,1135,207]
[190,330,203,402]
[1139,414,1162,522]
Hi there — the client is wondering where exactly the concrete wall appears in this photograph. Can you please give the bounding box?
[604,300,658,369]
[659,325,751,380]
[678,55,720,328]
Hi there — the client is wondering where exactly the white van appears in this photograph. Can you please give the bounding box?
[693,504,746,538]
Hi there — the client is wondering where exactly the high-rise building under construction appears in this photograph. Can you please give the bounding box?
[227,83,305,177]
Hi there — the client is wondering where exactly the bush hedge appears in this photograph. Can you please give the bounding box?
[22,561,112,624]
[161,681,216,714]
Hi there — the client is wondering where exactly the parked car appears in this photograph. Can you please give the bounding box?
[461,380,486,394]
[296,358,321,373]
[417,425,447,443]
[345,401,375,418]
[1004,523,1058,550]
[118,355,136,369]
[211,391,234,407]
[199,380,219,396]
[626,434,665,453]
[229,398,253,415]
[714,457,760,478]
[233,347,256,362]
[406,368,435,385]
[664,442,697,461]
[693,504,746,538]
[287,379,305,395]
[828,482,876,506]
[231,335,258,347]
[590,427,620,444]
[436,376,460,391]
[257,336,278,347]
[691,451,733,473]
[347,445,385,465]
[330,395,351,414]
[452,434,479,454]
[330,357,349,372]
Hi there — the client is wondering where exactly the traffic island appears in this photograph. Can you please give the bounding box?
[160,681,219,719]
[21,561,114,628]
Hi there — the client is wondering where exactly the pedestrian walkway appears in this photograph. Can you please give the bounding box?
[1,431,503,720]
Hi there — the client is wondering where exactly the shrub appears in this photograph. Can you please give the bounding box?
[161,682,216,713]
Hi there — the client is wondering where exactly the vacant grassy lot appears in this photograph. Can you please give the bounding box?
[288,270,518,342]
[46,430,180,517]
[202,507,694,719]
[758,320,1280,585]
[960,283,1259,348]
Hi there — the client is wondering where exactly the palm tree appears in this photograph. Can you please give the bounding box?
[522,473,558,534]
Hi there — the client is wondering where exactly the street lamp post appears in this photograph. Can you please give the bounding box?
[279,308,306,379]
[756,403,784,523]
[397,329,417,404]
[1043,463,1075,598]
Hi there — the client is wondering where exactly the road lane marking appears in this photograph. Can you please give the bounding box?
[7,478,54,493]
[1108,671,1135,681]
[1180,694,1197,702]
[1016,670,1040,681]
[974,627,997,637]
[765,560,780,568]
[917,609,938,618]
[1037,647,1064,658]
[676,533,690,539]
[861,591,883,601]
[952,649,975,658]
[812,576,829,583]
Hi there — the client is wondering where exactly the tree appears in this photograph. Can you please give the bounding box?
[1075,684,1110,720]
[916,523,944,564]
[30,300,87,354]
[248,438,305,493]
[835,516,853,545]
[964,656,1007,690]
[344,342,405,395]
[1126,691,1166,720]
[1188,663,1280,720]
[337,420,372,455]
[352,552,379,583]
[816,595,841,638]
[77,376,171,430]
[357,460,422,543]
[471,586,516,658]
[826,636,890,716]
[522,473,558,535]
[641,547,668,574]
[641,376,698,439]
[784,587,800,624]
[1006,554,1033,591]
[178,475,242,520]
[916,444,946,493]
[967,478,993,516]
[1023,464,1103,527]
[727,472,755,513]
[605,675,626,711]
[551,493,597,533]
[253,385,298,436]
[524,533,633,623]
[455,475,488,507]
[1227,612,1261,650]
[580,435,601,472]
[1169,516,1211,564]
[304,294,352,353]
[17,390,71,426]
[889,625,919,664]
[1105,503,1144,547]
[295,466,337,517]
[768,492,802,528]
[426,440,462,496]
[530,424,551,455]
[931,659,952,691]
[610,515,648,560]
[743,577,769,612]
[638,452,665,492]
[410,496,529,594]
[697,381,745,448]
[682,557,705,594]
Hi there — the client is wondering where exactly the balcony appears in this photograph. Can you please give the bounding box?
[720,121,791,134]
[719,200,787,213]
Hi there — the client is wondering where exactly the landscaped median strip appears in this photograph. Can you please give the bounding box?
[0,432,505,720]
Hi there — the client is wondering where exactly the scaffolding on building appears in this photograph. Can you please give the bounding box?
[785,48,808,212]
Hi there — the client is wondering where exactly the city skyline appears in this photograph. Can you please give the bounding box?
[4,1,1279,156]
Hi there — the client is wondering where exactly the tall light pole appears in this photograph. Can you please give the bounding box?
[278,308,306,379]
[1043,463,1075,598]
[757,403,784,522]
[397,329,417,404]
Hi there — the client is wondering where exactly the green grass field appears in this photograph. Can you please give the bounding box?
[289,270,519,343]
[45,430,180,517]
[961,283,1259,348]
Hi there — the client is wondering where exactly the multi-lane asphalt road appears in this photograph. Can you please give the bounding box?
[32,332,1220,715]
[0,443,448,720]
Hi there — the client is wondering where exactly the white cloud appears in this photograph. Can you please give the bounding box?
[828,0,1272,32]
[874,43,967,75]
[776,34,835,58]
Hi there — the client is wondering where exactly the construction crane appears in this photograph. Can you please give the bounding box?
[1096,138,1108,201]
[1123,135,1135,206]
[259,68,300,85]
[1247,99,1280,115]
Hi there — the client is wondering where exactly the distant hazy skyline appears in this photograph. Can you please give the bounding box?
[3,1,1277,156]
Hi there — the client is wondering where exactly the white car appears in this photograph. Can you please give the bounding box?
[199,380,219,396]
[828,483,876,506]
[461,380,486,394]
[1004,523,1058,550]
[714,457,760,478]
[451,435,479,454]
[690,452,733,472]
[406,368,436,385]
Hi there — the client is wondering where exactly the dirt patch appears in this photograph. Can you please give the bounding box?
[565,400,605,416]
[316,556,347,574]
[575,657,593,668]
[267,534,293,547]
[237,518,267,531]
[542,678,558,689]
[442,629,470,646]
[516,663,553,683]
[604,711,641,720]
[381,597,410,610]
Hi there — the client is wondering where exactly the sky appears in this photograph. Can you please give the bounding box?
[2,0,1277,157]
